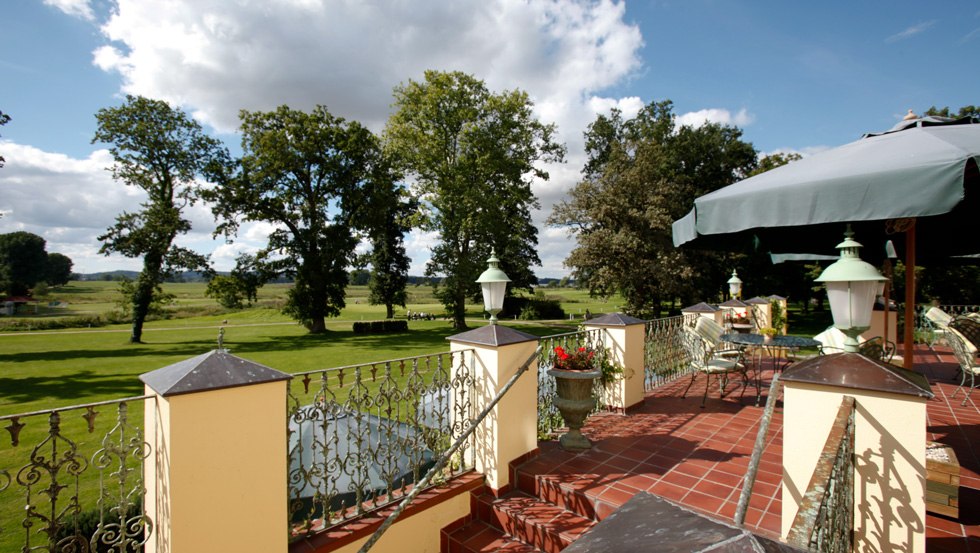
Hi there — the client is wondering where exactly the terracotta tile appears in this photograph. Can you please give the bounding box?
[682,491,726,515]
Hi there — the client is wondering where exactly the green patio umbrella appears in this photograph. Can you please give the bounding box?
[671,115,980,367]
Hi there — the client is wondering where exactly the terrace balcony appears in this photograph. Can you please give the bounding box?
[1,314,977,553]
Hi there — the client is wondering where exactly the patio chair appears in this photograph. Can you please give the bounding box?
[947,330,980,406]
[949,317,980,357]
[857,336,896,364]
[694,317,741,359]
[680,328,747,408]
[923,306,953,346]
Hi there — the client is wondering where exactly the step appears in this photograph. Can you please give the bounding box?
[443,519,543,553]
[514,467,606,521]
[474,491,595,553]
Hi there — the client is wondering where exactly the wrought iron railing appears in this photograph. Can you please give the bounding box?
[287,349,477,537]
[536,328,608,438]
[355,346,541,553]
[643,314,697,390]
[787,395,856,552]
[0,396,153,553]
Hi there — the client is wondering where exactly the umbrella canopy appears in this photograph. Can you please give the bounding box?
[672,116,980,263]
[671,115,980,369]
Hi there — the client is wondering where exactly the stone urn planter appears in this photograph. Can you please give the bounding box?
[547,368,601,451]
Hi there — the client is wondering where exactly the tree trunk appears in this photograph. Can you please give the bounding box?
[386,303,394,319]
[308,318,327,333]
[452,284,468,330]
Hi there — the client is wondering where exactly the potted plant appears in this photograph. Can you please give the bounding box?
[548,345,601,451]
[759,327,779,344]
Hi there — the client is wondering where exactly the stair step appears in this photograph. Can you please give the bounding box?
[475,492,595,553]
[443,520,543,553]
[515,468,604,521]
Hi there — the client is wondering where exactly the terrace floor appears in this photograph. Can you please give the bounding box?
[510,343,980,552]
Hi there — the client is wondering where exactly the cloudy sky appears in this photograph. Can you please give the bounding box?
[1,0,978,277]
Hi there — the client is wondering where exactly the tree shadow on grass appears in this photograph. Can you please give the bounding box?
[0,370,147,405]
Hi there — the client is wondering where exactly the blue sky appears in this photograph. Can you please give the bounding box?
[1,0,978,276]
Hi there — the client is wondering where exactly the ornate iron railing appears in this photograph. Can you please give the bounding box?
[0,396,153,553]
[536,328,608,438]
[643,314,697,390]
[287,349,477,537]
[787,395,856,552]
[356,346,541,553]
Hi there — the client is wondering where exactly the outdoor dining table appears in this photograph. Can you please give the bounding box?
[720,333,822,403]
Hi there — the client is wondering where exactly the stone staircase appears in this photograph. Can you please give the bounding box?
[441,458,600,553]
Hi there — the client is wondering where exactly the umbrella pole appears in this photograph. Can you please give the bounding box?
[904,222,916,369]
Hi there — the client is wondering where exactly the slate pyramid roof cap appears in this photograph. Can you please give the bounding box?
[585,312,647,326]
[682,302,720,313]
[768,294,787,301]
[448,324,538,347]
[719,299,749,308]
[140,350,291,397]
[782,352,933,399]
[744,296,770,305]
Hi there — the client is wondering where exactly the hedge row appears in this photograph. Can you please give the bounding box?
[352,320,409,334]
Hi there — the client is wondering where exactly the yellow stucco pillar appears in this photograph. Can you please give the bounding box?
[141,350,291,553]
[448,325,539,492]
[584,313,647,412]
[780,353,932,553]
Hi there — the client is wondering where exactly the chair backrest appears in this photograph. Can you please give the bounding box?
[947,330,980,372]
[695,317,726,347]
[925,307,953,329]
[858,336,894,363]
[949,317,980,355]
[679,328,710,368]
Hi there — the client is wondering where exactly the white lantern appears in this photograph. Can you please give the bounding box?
[815,226,887,353]
[727,270,743,299]
[476,249,510,325]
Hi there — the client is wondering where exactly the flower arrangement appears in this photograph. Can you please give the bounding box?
[730,312,752,324]
[759,327,779,338]
[552,346,596,371]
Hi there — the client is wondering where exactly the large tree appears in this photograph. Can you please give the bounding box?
[364,166,415,319]
[94,95,226,343]
[385,70,565,329]
[206,105,383,333]
[549,101,757,315]
[0,231,48,295]
[46,252,74,287]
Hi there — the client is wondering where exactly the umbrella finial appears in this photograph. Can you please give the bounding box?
[903,109,918,121]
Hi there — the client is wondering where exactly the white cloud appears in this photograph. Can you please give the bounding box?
[884,20,938,43]
[43,0,95,21]
[676,108,754,129]
[93,0,644,136]
[79,0,645,277]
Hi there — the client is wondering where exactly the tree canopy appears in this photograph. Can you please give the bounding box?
[206,105,385,333]
[93,95,226,342]
[385,70,565,328]
[0,232,48,295]
[549,100,757,315]
[364,164,415,319]
[46,252,74,287]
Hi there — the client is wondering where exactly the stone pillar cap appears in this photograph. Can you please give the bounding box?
[782,352,932,399]
[140,350,291,397]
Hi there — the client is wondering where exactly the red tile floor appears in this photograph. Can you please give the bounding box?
[517,343,979,552]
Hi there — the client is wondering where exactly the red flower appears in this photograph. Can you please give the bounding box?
[552,345,597,371]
